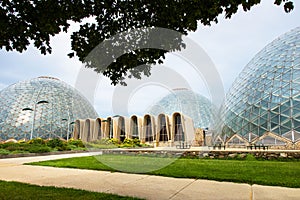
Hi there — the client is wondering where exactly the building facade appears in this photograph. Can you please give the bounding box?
[73,112,204,147]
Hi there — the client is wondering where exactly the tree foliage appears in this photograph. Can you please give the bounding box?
[0,0,294,85]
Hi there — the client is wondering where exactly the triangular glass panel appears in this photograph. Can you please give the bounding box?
[280,126,290,134]
[280,115,289,123]
[271,127,280,134]
[271,106,280,113]
[293,119,300,128]
[282,131,293,141]
[244,132,258,142]
[271,122,278,129]
[294,131,300,142]
[282,109,291,117]
[282,120,292,129]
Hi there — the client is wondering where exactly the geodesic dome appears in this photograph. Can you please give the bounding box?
[149,88,216,128]
[0,76,98,140]
[221,27,300,142]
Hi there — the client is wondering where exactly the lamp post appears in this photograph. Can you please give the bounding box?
[22,100,49,140]
[62,118,73,141]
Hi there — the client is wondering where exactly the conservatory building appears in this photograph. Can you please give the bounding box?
[219,27,300,149]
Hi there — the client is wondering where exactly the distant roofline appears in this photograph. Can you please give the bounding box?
[38,76,60,81]
[173,88,188,91]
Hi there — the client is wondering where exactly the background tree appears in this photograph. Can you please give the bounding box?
[0,0,294,85]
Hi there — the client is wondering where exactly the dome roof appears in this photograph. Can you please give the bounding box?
[222,27,300,140]
[0,76,98,140]
[149,88,216,128]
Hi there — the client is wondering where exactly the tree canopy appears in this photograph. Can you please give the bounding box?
[0,0,294,85]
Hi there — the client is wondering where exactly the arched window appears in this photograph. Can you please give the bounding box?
[145,116,153,142]
[119,117,126,142]
[108,118,113,139]
[159,115,168,142]
[131,116,139,139]
[96,118,102,140]
[174,113,184,142]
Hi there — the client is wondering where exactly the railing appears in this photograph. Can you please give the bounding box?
[212,144,226,150]
[176,142,191,149]
[247,144,269,150]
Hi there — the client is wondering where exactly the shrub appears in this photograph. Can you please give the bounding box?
[28,145,51,153]
[119,143,133,148]
[46,138,65,148]
[0,142,17,149]
[132,138,142,146]
[27,138,45,145]
[5,144,20,151]
[122,138,134,145]
[245,154,257,161]
[107,138,119,145]
[67,139,85,148]
[0,149,10,155]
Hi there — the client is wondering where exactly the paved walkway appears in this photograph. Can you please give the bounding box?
[0,152,299,200]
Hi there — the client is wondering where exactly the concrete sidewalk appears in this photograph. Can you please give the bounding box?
[0,152,299,200]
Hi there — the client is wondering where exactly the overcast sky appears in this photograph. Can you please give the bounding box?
[0,1,299,117]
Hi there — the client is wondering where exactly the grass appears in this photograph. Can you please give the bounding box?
[28,154,300,188]
[0,180,141,200]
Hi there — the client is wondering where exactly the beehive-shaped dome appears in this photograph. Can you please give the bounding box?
[149,88,216,128]
[0,76,98,140]
[222,27,300,141]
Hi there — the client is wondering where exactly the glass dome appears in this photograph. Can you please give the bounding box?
[0,76,98,140]
[149,88,216,128]
[221,27,300,141]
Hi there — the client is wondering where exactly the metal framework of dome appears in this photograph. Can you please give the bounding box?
[0,76,98,140]
[149,88,216,129]
[221,27,300,142]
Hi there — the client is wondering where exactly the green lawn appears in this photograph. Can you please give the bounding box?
[0,180,141,200]
[28,154,300,188]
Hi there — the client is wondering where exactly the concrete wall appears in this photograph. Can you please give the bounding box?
[72,112,198,147]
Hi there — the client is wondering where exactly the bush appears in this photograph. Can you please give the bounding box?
[2,143,31,152]
[132,138,142,146]
[46,138,65,148]
[28,145,51,153]
[67,139,85,148]
[122,138,133,145]
[245,154,257,161]
[57,145,71,151]
[107,138,119,145]
[118,138,143,148]
[0,142,17,149]
[28,138,45,145]
[0,149,10,155]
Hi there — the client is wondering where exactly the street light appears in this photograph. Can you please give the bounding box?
[62,119,75,141]
[22,100,49,140]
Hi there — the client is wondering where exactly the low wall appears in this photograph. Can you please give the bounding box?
[100,149,300,160]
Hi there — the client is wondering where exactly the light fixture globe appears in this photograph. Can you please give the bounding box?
[0,76,98,140]
[222,27,300,141]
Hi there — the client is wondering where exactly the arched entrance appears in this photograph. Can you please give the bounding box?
[119,117,126,142]
[131,116,139,139]
[174,113,184,142]
[95,118,102,140]
[158,114,168,142]
[144,115,153,142]
[107,117,114,139]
